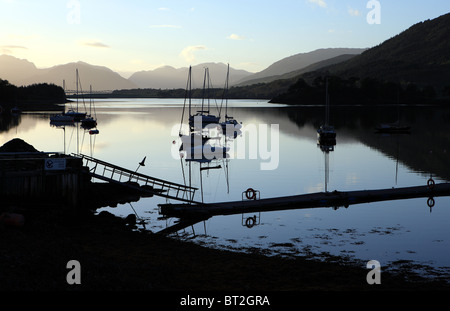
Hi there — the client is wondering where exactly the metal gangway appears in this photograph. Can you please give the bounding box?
[74,154,199,203]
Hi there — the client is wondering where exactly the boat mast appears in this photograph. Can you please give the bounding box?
[207,67,211,114]
[201,67,207,114]
[189,66,192,118]
[223,63,230,119]
[89,85,93,115]
[325,77,329,127]
[180,66,192,135]
[76,69,79,112]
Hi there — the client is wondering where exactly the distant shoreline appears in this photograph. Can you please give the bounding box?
[65,93,450,107]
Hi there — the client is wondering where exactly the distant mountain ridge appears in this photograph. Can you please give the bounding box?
[236,54,360,86]
[0,47,367,92]
[0,55,39,85]
[0,56,252,91]
[0,55,137,91]
[235,48,367,86]
[270,12,450,105]
[302,12,450,91]
[129,63,252,89]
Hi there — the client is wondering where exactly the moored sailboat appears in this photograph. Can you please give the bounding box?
[64,69,87,121]
[220,63,242,135]
[81,85,98,129]
[317,78,336,144]
[188,67,220,130]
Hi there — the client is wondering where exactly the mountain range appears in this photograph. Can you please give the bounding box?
[0,47,366,92]
[1,12,448,95]
[0,55,137,91]
[235,48,366,86]
[269,12,450,105]
[128,63,252,89]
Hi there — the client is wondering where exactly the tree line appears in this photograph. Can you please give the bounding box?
[0,79,66,105]
[270,75,450,105]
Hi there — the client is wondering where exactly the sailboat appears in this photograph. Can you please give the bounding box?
[51,79,74,123]
[64,69,87,121]
[220,63,242,134]
[188,67,220,129]
[375,122,411,133]
[179,66,229,162]
[81,85,97,129]
[50,113,74,123]
[375,92,411,133]
[317,78,336,144]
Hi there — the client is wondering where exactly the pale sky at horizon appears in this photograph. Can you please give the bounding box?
[0,0,449,77]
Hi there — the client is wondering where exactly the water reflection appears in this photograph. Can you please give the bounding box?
[0,109,21,134]
[318,140,334,193]
[3,101,450,187]
[285,105,450,181]
[2,99,450,274]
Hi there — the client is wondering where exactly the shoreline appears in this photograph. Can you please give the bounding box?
[1,209,449,292]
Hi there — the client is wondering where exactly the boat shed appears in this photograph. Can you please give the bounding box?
[0,139,87,210]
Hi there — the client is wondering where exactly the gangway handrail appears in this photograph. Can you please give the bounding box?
[74,153,197,190]
[73,153,199,203]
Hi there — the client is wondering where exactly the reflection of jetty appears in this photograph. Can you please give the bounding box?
[159,182,450,220]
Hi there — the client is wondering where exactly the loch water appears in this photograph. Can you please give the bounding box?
[2,98,450,279]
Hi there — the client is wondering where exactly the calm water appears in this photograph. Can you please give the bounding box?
[2,98,450,279]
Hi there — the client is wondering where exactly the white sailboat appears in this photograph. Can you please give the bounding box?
[64,69,87,121]
[188,67,220,129]
[179,66,229,162]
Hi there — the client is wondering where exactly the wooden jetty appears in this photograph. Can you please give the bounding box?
[75,154,199,204]
[0,138,201,213]
[159,182,450,219]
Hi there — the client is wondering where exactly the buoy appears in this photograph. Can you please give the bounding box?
[0,213,25,228]
[245,188,256,200]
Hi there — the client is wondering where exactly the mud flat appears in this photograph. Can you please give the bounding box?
[1,208,449,292]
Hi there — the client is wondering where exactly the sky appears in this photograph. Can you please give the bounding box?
[0,0,449,77]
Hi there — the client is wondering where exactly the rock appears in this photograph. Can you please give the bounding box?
[0,138,39,153]
[124,214,136,226]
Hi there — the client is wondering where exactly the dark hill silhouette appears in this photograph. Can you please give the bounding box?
[0,78,66,110]
[236,48,366,86]
[270,12,450,105]
[236,54,359,86]
[304,12,450,91]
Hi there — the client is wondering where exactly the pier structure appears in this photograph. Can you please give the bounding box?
[75,154,199,204]
[0,138,200,214]
[159,182,450,221]
[0,150,85,209]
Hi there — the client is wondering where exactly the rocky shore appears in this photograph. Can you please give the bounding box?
[1,208,449,293]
